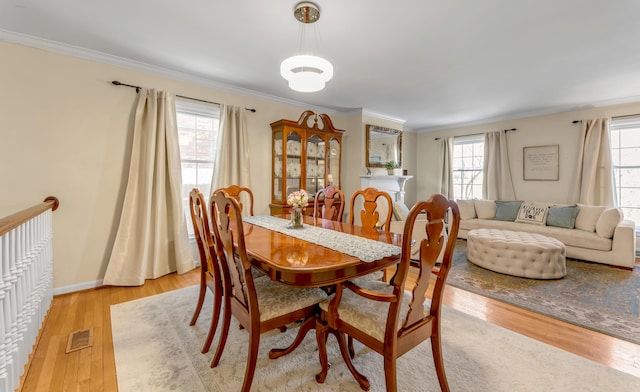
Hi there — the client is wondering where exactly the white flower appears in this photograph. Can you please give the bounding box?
[287,189,309,209]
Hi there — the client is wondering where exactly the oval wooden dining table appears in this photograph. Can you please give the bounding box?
[236,214,403,362]
[240,214,403,288]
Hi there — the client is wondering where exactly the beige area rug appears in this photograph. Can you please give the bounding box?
[111,285,640,392]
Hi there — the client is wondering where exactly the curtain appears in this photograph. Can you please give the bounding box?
[571,118,615,206]
[103,89,193,286]
[483,131,516,201]
[210,105,252,209]
[437,137,454,198]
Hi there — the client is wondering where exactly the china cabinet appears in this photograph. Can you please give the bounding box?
[270,110,345,216]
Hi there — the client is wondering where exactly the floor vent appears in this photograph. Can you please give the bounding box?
[66,328,94,353]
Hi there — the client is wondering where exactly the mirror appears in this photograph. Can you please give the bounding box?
[365,124,402,168]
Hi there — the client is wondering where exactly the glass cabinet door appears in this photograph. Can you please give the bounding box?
[286,131,302,198]
[273,131,283,202]
[327,138,340,188]
[305,134,325,196]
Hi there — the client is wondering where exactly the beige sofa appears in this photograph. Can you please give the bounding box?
[455,199,636,269]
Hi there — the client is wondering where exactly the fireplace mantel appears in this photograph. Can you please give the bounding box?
[360,175,413,204]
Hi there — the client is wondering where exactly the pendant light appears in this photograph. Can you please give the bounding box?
[280,2,333,93]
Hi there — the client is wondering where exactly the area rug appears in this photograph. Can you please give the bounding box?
[447,239,640,344]
[111,285,639,391]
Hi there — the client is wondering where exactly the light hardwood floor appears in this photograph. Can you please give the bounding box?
[17,264,640,391]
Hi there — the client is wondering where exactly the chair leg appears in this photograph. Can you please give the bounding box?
[314,319,330,384]
[201,289,222,353]
[189,272,207,326]
[431,332,450,392]
[347,335,355,359]
[241,327,260,392]
[335,331,370,391]
[210,297,232,368]
[383,356,397,392]
[269,316,315,359]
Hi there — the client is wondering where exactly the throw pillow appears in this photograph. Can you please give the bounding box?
[546,205,579,229]
[494,201,523,221]
[392,202,410,221]
[574,204,606,232]
[473,199,496,219]
[515,201,549,225]
[456,199,477,220]
[595,208,624,238]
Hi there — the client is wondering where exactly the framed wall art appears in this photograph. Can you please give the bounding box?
[523,145,559,181]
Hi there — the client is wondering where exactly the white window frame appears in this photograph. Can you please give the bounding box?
[176,100,220,238]
[452,134,484,200]
[610,116,640,230]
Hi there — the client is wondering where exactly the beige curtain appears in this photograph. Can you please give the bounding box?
[437,137,454,198]
[571,118,615,206]
[210,105,252,207]
[104,89,193,286]
[483,131,516,201]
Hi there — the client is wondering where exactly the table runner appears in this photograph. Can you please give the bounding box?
[243,216,401,262]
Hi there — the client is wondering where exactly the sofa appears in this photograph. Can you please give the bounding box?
[454,199,637,269]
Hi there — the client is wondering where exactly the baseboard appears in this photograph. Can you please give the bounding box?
[53,279,103,296]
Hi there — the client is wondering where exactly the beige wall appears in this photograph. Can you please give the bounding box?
[0,41,370,291]
[417,102,640,204]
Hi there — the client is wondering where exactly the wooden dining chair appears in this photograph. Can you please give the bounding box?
[209,189,328,392]
[314,185,345,221]
[188,188,224,354]
[349,187,393,232]
[349,187,394,283]
[315,193,461,392]
[215,184,254,216]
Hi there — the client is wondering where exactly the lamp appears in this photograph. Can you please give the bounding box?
[280,2,333,93]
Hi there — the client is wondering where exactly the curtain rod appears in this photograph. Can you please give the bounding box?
[434,128,516,141]
[572,113,640,123]
[111,81,257,113]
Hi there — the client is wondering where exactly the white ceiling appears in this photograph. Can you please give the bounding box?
[2,0,640,131]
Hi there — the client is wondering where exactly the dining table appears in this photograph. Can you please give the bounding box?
[240,214,403,288]
[237,213,403,363]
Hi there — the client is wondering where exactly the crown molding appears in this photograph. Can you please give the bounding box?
[362,109,407,124]
[0,29,338,115]
[416,95,640,132]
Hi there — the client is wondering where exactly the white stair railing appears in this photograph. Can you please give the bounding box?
[0,197,58,392]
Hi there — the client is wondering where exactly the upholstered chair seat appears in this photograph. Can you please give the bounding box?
[255,276,328,322]
[319,281,430,342]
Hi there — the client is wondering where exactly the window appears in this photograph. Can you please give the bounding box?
[176,100,220,237]
[452,135,484,200]
[610,116,640,226]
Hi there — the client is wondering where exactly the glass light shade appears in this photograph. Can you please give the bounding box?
[280,55,333,93]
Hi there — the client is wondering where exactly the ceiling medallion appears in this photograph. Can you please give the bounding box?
[280,2,333,93]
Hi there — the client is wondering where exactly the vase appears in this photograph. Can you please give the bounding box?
[290,208,303,229]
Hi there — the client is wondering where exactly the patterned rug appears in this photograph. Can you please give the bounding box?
[447,239,640,344]
[111,286,640,391]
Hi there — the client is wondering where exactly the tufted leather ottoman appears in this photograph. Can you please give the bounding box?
[467,229,566,279]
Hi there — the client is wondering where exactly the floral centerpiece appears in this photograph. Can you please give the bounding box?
[287,189,308,228]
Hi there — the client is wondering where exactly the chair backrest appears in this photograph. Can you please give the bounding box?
[313,186,345,221]
[393,194,460,339]
[214,185,254,217]
[189,188,216,276]
[349,187,393,232]
[210,189,257,317]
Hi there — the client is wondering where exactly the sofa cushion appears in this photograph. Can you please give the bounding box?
[595,208,624,239]
[392,202,410,221]
[515,201,549,225]
[474,199,496,219]
[494,201,523,221]
[546,205,579,229]
[456,199,477,220]
[459,219,613,251]
[575,204,606,232]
